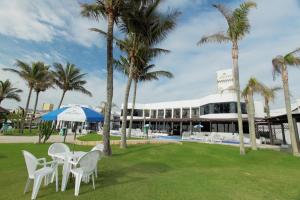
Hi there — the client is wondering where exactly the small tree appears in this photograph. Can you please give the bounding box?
[38,121,55,143]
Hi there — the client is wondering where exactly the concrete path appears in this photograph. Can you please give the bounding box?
[0,135,76,144]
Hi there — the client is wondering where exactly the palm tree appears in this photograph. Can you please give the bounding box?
[242,78,264,150]
[52,62,92,109]
[116,0,179,148]
[129,64,173,138]
[81,0,124,156]
[261,86,281,118]
[29,64,53,132]
[272,48,300,156]
[0,80,22,105]
[3,60,50,133]
[198,1,256,155]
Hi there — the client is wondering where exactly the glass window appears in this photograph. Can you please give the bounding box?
[151,110,157,118]
[165,109,172,118]
[133,109,143,117]
[182,108,190,118]
[192,107,199,118]
[158,109,164,118]
[241,103,247,114]
[144,110,150,117]
[214,104,221,113]
[173,109,181,118]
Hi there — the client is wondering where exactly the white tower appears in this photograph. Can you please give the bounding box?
[216,69,234,93]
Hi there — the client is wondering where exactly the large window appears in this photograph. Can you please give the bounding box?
[165,109,172,118]
[158,109,164,118]
[133,109,143,117]
[192,107,199,118]
[144,109,150,117]
[151,110,157,118]
[182,108,190,118]
[200,102,247,115]
[173,109,181,118]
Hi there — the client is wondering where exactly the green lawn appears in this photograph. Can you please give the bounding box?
[0,143,300,200]
[77,133,142,141]
[1,129,59,136]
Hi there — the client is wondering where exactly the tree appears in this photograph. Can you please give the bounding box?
[52,62,92,108]
[198,1,257,155]
[81,0,124,156]
[29,64,53,132]
[261,86,281,118]
[3,60,50,133]
[242,78,264,150]
[0,80,22,105]
[116,0,179,148]
[272,48,300,156]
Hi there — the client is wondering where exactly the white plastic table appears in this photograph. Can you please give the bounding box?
[51,151,86,191]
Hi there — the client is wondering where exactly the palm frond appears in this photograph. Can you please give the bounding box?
[272,56,284,79]
[197,32,230,45]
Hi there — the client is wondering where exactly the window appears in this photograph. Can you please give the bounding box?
[182,108,190,118]
[133,109,143,117]
[173,109,181,118]
[151,110,157,118]
[165,109,172,118]
[200,102,247,115]
[192,107,199,118]
[158,109,164,118]
[144,110,150,117]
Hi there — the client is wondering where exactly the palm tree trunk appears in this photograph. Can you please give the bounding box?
[120,62,134,148]
[248,92,257,150]
[102,12,115,156]
[128,80,138,138]
[281,65,299,155]
[232,42,245,155]
[29,91,40,133]
[265,98,271,118]
[265,98,274,144]
[21,87,33,134]
[57,90,66,109]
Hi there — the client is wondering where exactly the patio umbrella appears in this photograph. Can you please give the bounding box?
[193,124,203,128]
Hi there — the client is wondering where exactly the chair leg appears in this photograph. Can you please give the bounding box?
[31,176,43,200]
[92,174,95,190]
[74,174,82,196]
[24,178,31,194]
[55,167,58,192]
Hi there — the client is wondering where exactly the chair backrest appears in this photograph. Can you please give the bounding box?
[48,143,70,156]
[78,150,101,174]
[91,144,104,152]
[22,150,38,178]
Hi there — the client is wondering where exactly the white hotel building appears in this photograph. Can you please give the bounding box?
[121,69,264,136]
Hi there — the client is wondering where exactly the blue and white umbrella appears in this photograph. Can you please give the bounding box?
[193,124,203,128]
[41,105,104,122]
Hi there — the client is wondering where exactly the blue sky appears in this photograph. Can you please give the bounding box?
[1,0,300,110]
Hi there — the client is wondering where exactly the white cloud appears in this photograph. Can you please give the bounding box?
[0,0,105,47]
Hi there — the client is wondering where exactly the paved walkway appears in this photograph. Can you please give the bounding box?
[0,135,76,143]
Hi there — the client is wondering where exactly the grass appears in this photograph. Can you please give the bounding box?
[1,129,59,136]
[77,133,142,141]
[1,143,300,200]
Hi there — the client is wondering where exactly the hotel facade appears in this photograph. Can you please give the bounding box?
[121,69,264,135]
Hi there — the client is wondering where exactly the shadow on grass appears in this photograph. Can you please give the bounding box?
[0,154,7,159]
[77,162,171,196]
[113,144,159,157]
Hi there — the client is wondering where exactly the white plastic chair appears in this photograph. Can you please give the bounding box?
[91,144,104,178]
[23,150,58,200]
[48,143,70,165]
[69,150,101,196]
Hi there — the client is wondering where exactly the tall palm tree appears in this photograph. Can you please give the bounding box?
[3,60,49,133]
[129,64,173,138]
[81,0,124,156]
[198,1,256,155]
[242,78,264,150]
[261,86,282,118]
[0,80,22,105]
[52,62,92,109]
[29,64,53,132]
[272,48,300,156]
[116,0,179,148]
